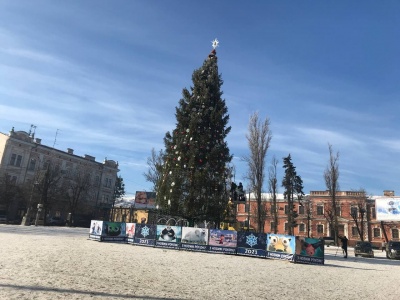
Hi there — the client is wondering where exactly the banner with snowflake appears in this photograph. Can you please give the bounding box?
[133,224,156,246]
[180,227,209,252]
[266,233,295,261]
[208,229,237,255]
[89,220,103,241]
[236,231,266,258]
[294,237,324,265]
[155,225,182,249]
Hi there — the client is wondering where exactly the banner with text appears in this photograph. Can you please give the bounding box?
[208,229,237,255]
[236,231,266,258]
[126,223,136,244]
[155,225,182,249]
[294,237,324,265]
[89,220,103,241]
[133,224,156,246]
[375,198,400,221]
[266,233,295,261]
[181,227,209,252]
[100,221,126,242]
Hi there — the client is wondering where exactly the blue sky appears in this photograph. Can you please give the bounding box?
[1,1,399,197]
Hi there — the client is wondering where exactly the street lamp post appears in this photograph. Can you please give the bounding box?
[35,203,43,226]
[155,204,159,225]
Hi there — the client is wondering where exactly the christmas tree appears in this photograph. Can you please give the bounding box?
[157,39,232,225]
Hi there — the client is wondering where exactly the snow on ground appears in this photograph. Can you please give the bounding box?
[0,224,399,300]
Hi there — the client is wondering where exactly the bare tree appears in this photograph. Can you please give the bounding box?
[63,166,94,226]
[242,112,272,233]
[268,156,279,234]
[324,143,340,243]
[323,201,335,236]
[34,160,64,225]
[143,148,164,192]
[349,189,368,241]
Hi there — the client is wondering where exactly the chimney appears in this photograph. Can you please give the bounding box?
[35,138,41,144]
[383,190,395,197]
[67,148,74,155]
[84,154,95,161]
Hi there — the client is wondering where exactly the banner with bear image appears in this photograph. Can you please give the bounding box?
[236,231,266,258]
[294,237,324,265]
[155,225,182,249]
[89,220,103,241]
[133,224,156,246]
[180,227,209,252]
[266,233,295,261]
[101,221,126,242]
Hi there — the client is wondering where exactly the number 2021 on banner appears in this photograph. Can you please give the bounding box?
[237,247,266,258]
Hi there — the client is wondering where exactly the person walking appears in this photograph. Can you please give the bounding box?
[339,235,348,258]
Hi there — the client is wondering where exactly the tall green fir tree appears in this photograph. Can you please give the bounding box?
[157,40,232,225]
[282,154,304,235]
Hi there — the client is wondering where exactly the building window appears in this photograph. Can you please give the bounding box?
[9,154,23,167]
[6,175,17,185]
[351,227,358,237]
[28,159,36,171]
[317,205,324,215]
[373,228,381,238]
[372,208,376,219]
[317,224,324,234]
[336,206,341,217]
[284,222,288,231]
[392,229,399,239]
[95,176,100,186]
[350,206,358,218]
[10,154,16,165]
[298,205,305,215]
[299,223,305,232]
[16,155,22,167]
[270,221,275,232]
[245,204,249,213]
[104,178,112,188]
[284,205,288,214]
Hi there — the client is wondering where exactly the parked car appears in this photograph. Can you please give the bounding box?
[322,236,335,246]
[354,241,374,258]
[47,217,66,226]
[385,241,400,259]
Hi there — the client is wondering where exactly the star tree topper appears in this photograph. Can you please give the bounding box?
[212,38,219,49]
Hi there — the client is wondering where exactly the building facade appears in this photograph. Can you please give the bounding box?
[236,190,400,247]
[0,127,119,223]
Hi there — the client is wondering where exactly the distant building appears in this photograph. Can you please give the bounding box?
[0,127,119,223]
[236,190,400,247]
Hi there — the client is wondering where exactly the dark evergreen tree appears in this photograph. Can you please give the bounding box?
[157,42,232,225]
[282,154,304,235]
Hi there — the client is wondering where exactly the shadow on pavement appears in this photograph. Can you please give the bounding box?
[0,283,183,300]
